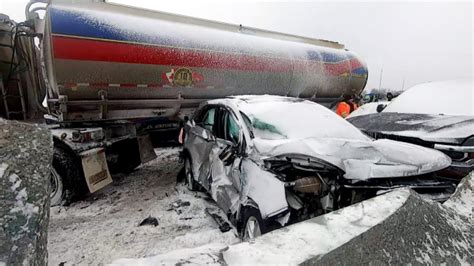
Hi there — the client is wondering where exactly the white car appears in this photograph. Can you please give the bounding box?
[182,95,453,240]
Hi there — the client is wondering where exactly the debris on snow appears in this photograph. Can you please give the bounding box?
[206,208,232,233]
[138,216,159,227]
[167,199,191,214]
[47,147,239,265]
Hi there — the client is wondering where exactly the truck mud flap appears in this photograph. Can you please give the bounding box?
[137,134,157,164]
[80,148,113,193]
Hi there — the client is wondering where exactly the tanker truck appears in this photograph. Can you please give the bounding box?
[0,0,368,205]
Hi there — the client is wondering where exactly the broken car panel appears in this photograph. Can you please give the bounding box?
[183,95,454,238]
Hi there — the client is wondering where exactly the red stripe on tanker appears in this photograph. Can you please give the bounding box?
[45,1,368,108]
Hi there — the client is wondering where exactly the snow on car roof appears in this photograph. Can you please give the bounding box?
[383,79,474,116]
[347,101,389,118]
[212,95,369,141]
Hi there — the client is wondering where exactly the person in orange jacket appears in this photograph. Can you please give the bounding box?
[336,95,358,118]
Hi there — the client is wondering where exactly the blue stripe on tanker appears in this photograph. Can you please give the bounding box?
[50,7,359,65]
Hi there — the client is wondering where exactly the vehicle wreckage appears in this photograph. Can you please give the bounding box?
[348,79,474,179]
[182,95,455,239]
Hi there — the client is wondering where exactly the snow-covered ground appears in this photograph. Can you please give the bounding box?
[47,147,239,265]
[47,147,473,265]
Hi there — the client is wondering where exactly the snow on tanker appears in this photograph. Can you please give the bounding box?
[0,0,368,205]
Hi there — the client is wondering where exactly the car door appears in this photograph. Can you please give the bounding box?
[208,108,242,215]
[186,105,218,191]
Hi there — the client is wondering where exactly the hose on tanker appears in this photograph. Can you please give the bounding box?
[5,23,27,82]
[25,0,49,20]
[4,21,48,116]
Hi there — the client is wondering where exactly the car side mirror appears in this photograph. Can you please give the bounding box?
[376,104,386,113]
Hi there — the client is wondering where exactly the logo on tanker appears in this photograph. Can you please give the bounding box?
[163,68,204,87]
[173,68,193,86]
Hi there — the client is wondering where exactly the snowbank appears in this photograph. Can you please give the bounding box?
[444,171,472,218]
[309,190,472,265]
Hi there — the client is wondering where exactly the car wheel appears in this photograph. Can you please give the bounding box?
[184,156,197,191]
[50,167,64,206]
[241,207,267,241]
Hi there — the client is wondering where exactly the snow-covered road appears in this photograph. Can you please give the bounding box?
[48,147,239,265]
[46,147,473,265]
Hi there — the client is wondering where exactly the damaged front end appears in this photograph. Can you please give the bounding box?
[263,152,457,227]
[263,155,343,224]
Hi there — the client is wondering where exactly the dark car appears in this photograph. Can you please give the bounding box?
[348,79,474,179]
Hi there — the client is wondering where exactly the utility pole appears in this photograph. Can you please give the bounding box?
[378,68,383,91]
[401,78,405,90]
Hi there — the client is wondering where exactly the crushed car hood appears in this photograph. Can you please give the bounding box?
[253,137,451,180]
[347,113,474,145]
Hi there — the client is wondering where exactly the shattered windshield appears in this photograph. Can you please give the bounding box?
[239,99,370,141]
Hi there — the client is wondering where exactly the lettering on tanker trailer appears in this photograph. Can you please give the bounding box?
[42,1,368,122]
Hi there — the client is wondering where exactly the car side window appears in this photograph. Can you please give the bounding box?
[225,111,240,144]
[202,108,216,132]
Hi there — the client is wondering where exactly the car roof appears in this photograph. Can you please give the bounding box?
[207,95,307,106]
[383,79,473,116]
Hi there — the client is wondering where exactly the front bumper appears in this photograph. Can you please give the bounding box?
[344,176,457,202]
[434,144,474,179]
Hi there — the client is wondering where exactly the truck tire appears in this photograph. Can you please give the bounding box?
[50,167,64,206]
[184,156,198,191]
[51,146,88,205]
[241,206,267,241]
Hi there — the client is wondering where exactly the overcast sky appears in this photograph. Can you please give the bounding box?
[1,0,472,91]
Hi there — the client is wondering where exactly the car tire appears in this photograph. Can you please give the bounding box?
[241,206,267,241]
[51,146,88,205]
[184,156,198,191]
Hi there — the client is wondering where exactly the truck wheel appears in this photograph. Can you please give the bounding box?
[184,156,198,191]
[50,167,64,206]
[241,206,267,241]
[52,146,88,205]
